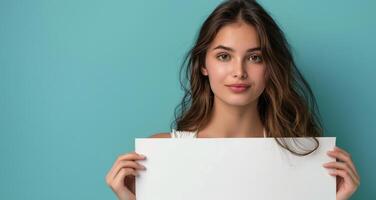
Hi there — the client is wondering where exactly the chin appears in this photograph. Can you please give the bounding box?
[228,100,255,107]
[219,95,257,107]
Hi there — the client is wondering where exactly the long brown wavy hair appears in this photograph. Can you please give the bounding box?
[170,0,324,156]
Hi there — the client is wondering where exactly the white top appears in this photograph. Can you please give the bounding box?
[171,128,267,138]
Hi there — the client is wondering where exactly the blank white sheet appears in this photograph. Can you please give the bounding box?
[135,137,336,200]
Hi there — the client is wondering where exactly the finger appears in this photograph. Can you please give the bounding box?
[334,146,350,157]
[327,149,359,179]
[106,152,146,182]
[323,161,357,182]
[116,152,147,163]
[112,168,139,189]
[328,169,359,191]
[327,150,359,179]
[323,162,359,185]
[113,160,146,176]
[333,146,360,178]
[108,160,146,183]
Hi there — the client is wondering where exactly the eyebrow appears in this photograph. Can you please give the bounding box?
[212,45,261,53]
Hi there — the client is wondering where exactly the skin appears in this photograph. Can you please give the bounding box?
[105,21,360,200]
[198,20,266,138]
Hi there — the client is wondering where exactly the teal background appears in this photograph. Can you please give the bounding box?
[0,0,374,199]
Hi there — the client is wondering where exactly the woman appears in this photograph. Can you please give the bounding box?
[105,0,360,199]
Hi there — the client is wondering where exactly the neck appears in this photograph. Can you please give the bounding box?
[198,96,264,138]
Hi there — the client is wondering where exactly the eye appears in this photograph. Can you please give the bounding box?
[248,54,263,63]
[216,53,231,62]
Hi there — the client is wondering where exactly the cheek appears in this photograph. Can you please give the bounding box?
[207,69,226,92]
[249,66,267,85]
[246,66,267,96]
[205,62,228,92]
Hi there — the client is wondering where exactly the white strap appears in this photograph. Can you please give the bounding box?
[263,127,267,138]
[172,128,267,138]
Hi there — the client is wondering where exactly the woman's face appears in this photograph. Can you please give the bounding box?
[201,21,268,107]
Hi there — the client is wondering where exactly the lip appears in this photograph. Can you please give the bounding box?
[226,84,250,93]
[226,84,250,87]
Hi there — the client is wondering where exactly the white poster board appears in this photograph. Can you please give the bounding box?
[135,137,336,200]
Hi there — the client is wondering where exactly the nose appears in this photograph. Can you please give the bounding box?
[232,59,248,79]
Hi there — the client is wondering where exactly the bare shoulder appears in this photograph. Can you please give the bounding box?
[148,132,171,138]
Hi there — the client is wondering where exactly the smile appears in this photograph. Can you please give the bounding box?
[227,86,250,93]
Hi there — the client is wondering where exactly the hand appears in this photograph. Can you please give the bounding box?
[105,152,147,200]
[323,146,360,200]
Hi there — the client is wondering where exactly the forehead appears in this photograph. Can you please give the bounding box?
[209,21,260,51]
